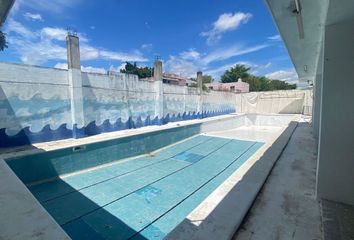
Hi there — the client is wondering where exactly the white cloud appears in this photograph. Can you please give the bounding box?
[180,49,201,60]
[6,19,34,38]
[205,61,272,78]
[54,63,68,69]
[23,12,43,21]
[54,63,107,74]
[265,69,298,82]
[81,66,106,74]
[201,12,252,45]
[164,43,269,78]
[100,50,147,62]
[267,34,281,41]
[141,43,153,51]
[41,27,67,41]
[14,0,82,14]
[5,20,148,65]
[164,56,200,78]
[201,44,269,65]
[109,63,127,72]
[145,22,151,29]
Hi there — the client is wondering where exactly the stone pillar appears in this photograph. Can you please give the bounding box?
[196,71,203,116]
[154,59,164,123]
[66,34,85,138]
[316,18,354,205]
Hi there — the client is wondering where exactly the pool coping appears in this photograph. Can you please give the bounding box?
[166,120,299,240]
[0,113,299,240]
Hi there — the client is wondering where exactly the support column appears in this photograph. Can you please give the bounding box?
[312,43,324,140]
[316,18,354,205]
[154,59,164,124]
[197,71,203,116]
[66,34,85,138]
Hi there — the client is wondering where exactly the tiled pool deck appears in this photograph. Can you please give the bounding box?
[28,135,263,239]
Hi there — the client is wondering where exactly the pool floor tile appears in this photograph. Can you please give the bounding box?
[28,135,264,240]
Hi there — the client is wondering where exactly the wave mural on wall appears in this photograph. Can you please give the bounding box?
[0,72,235,148]
[0,109,235,148]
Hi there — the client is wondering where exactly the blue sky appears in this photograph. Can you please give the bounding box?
[1,0,298,82]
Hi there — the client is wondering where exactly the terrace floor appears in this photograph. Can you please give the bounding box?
[233,120,323,240]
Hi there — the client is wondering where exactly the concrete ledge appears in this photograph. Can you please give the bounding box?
[166,121,298,240]
[0,160,70,240]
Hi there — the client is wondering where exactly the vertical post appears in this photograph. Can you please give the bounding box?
[154,59,164,124]
[316,18,354,205]
[197,71,203,116]
[313,42,324,140]
[66,34,85,138]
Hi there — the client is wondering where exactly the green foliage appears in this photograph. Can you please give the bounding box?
[0,30,8,51]
[189,74,213,91]
[221,65,250,83]
[201,75,213,84]
[120,62,153,79]
[221,64,296,91]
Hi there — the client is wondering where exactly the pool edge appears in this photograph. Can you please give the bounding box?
[166,120,299,240]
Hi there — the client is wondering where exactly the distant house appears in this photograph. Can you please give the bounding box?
[205,78,250,93]
[141,73,189,86]
[186,78,197,87]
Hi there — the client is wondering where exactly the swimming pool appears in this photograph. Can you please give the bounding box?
[3,114,297,240]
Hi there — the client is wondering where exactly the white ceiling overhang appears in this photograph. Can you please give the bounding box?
[264,0,329,83]
[0,0,15,26]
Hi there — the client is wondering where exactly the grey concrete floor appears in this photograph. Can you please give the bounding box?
[322,199,354,240]
[233,122,323,240]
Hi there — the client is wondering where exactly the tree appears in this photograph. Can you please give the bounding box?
[220,64,297,91]
[120,62,153,79]
[202,75,213,84]
[189,74,213,91]
[0,30,8,51]
[221,64,250,83]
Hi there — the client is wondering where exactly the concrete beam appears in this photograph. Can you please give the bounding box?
[0,0,15,26]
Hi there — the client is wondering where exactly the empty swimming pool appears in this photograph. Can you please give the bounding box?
[3,114,297,240]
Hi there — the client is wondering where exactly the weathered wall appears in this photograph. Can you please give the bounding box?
[316,18,354,205]
[0,62,235,147]
[235,89,312,115]
[0,63,72,147]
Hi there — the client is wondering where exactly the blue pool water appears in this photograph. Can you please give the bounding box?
[8,134,263,240]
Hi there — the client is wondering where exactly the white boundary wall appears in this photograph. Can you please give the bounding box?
[235,89,312,115]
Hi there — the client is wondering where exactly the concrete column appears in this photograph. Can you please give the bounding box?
[197,71,203,115]
[154,59,164,123]
[316,18,354,205]
[312,43,324,140]
[66,34,85,138]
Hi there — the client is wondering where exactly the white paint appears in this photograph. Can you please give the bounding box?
[235,90,312,115]
[316,18,354,205]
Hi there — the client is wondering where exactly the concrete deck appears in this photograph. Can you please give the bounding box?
[233,121,323,240]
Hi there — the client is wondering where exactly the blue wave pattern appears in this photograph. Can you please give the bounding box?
[0,109,235,148]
